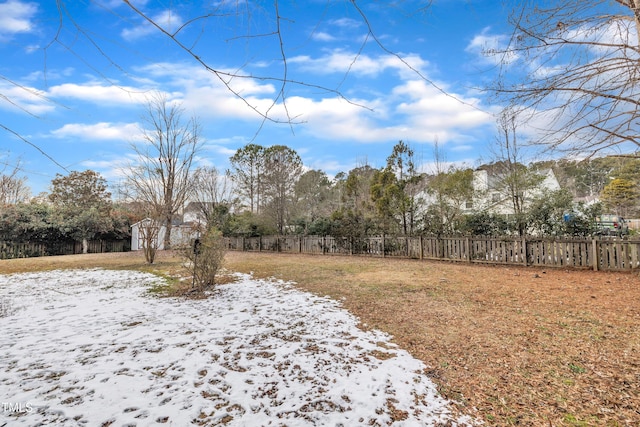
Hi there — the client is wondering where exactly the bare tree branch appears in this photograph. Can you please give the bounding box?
[492,1,640,155]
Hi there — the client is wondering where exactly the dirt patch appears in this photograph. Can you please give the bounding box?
[223,251,640,426]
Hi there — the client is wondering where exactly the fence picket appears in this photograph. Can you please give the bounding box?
[0,240,130,259]
[223,235,640,271]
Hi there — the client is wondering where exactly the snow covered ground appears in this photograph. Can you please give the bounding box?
[0,269,477,426]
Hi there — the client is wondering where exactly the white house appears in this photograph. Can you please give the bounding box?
[469,167,561,215]
[131,218,200,251]
[182,201,212,226]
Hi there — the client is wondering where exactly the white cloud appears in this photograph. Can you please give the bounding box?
[289,51,428,77]
[330,18,361,29]
[50,122,141,141]
[132,62,283,121]
[311,31,336,42]
[466,27,519,66]
[0,81,54,115]
[121,9,184,40]
[394,80,492,130]
[48,83,150,105]
[80,156,133,183]
[136,62,276,96]
[0,0,37,40]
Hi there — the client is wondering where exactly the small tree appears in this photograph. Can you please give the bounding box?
[184,226,227,293]
[292,169,334,234]
[424,167,474,235]
[370,168,403,234]
[600,178,638,217]
[139,218,162,264]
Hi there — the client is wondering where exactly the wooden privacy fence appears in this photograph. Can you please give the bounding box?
[224,235,640,271]
[0,240,130,260]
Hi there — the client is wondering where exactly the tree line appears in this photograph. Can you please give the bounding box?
[0,170,131,254]
[2,132,638,258]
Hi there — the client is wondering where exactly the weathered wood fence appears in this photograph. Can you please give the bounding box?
[0,240,130,260]
[224,235,640,271]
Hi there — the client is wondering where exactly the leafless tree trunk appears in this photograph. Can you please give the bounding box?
[126,92,202,251]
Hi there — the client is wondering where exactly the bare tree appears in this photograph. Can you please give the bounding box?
[191,166,236,230]
[126,93,202,251]
[0,159,31,205]
[136,217,162,265]
[493,1,640,155]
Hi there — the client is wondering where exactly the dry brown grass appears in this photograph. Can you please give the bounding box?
[2,250,639,425]
[223,252,640,427]
[0,251,181,274]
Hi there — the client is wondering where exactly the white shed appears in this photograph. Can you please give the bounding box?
[131,219,200,251]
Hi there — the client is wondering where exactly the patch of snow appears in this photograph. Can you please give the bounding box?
[0,269,477,426]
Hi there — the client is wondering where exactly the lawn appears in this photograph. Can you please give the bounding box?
[1,268,473,425]
[1,250,639,425]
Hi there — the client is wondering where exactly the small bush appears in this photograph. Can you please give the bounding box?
[184,226,227,293]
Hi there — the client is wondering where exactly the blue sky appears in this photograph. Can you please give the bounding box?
[1,0,514,196]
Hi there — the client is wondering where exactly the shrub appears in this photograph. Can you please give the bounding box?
[184,226,227,292]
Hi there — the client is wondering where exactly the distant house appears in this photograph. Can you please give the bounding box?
[468,167,561,215]
[131,218,200,251]
[183,201,213,226]
[414,167,562,221]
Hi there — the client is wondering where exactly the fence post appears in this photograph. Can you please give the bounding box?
[591,238,599,272]
[382,234,386,258]
[465,237,471,263]
[419,235,424,260]
[322,235,326,255]
[522,237,528,266]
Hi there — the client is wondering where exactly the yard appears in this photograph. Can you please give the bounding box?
[1,250,639,425]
